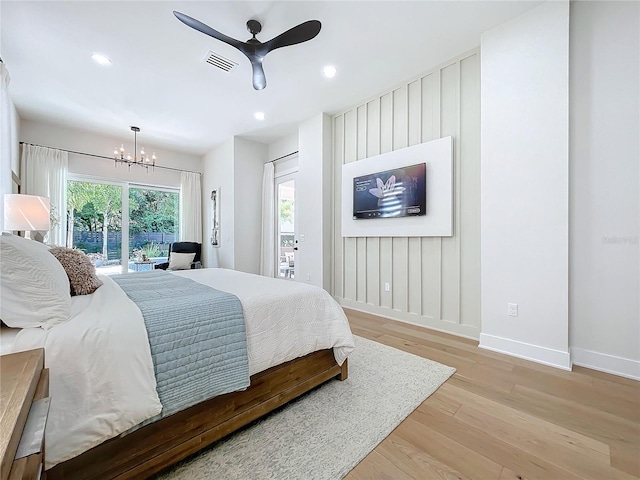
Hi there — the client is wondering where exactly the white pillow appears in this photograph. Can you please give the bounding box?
[0,233,71,329]
[168,252,196,271]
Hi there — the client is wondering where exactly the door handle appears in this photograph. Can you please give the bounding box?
[293,247,298,251]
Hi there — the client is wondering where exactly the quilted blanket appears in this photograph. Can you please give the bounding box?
[112,270,249,417]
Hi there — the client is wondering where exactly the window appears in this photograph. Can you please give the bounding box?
[66,178,179,274]
[129,186,179,268]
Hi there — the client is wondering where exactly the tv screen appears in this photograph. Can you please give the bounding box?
[353,163,426,219]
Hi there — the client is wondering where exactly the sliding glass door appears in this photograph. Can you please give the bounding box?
[67,178,179,274]
[128,186,179,271]
[66,179,123,274]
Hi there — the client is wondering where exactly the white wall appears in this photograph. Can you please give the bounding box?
[233,137,268,275]
[202,139,234,269]
[569,1,640,378]
[10,104,19,177]
[1,76,20,230]
[19,120,202,189]
[480,1,571,369]
[298,113,332,289]
[268,132,298,161]
[201,136,267,273]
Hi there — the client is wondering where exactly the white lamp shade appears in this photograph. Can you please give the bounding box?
[3,194,51,231]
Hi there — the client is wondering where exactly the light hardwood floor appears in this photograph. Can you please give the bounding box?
[343,308,640,480]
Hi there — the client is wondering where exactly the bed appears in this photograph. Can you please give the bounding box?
[0,234,355,480]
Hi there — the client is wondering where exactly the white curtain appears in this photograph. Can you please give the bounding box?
[260,162,275,277]
[20,145,68,246]
[179,171,202,243]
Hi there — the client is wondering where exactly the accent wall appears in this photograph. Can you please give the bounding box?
[331,49,481,339]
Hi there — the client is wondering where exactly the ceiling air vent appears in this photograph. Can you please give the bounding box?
[203,50,238,72]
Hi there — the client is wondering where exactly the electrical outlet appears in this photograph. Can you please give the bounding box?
[384,282,391,292]
[508,303,518,317]
[306,273,310,281]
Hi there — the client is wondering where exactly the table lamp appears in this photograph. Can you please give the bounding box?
[3,194,51,242]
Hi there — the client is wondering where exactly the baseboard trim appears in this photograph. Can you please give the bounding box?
[479,333,571,371]
[571,347,640,381]
[337,297,480,340]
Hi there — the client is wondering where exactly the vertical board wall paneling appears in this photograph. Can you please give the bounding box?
[459,53,481,328]
[333,115,344,298]
[342,109,357,301]
[356,104,368,303]
[379,92,394,309]
[392,86,409,311]
[439,61,461,325]
[333,49,480,339]
[365,98,381,305]
[408,79,423,315]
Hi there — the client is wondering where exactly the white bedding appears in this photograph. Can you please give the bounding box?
[10,268,355,469]
[0,325,21,355]
[173,269,354,375]
[12,276,163,469]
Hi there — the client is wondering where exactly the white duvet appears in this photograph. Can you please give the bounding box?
[11,268,355,469]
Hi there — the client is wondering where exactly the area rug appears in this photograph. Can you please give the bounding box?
[156,335,456,480]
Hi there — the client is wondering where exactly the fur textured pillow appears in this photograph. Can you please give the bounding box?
[49,247,103,296]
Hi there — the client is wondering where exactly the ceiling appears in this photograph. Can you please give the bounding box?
[1,1,540,156]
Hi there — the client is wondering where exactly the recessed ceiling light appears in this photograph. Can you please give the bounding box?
[322,65,337,78]
[254,112,265,121]
[91,53,112,66]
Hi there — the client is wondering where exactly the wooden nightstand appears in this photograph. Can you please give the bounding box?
[0,349,50,480]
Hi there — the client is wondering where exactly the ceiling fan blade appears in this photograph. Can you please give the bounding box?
[174,11,244,50]
[264,20,321,52]
[249,57,267,90]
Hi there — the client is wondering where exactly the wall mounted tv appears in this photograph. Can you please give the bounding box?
[352,163,426,220]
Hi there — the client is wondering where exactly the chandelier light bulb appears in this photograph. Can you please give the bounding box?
[113,128,157,171]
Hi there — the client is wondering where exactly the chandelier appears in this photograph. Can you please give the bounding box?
[113,126,156,171]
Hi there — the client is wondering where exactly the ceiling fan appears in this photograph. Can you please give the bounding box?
[174,11,322,90]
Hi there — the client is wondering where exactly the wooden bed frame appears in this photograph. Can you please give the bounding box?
[46,349,348,480]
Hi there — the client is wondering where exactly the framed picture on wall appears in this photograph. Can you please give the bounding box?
[211,188,220,247]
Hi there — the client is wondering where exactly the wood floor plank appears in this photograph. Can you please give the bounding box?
[346,450,415,480]
[376,435,473,480]
[424,389,462,417]
[574,365,640,388]
[343,310,640,480]
[454,404,636,480]
[498,467,531,480]
[394,417,503,480]
[509,384,640,448]
[413,404,586,480]
[437,383,611,459]
[611,443,640,477]
[509,365,640,422]
[349,324,385,340]
[373,334,477,373]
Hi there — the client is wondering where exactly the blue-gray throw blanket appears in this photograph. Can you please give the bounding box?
[112,270,249,418]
